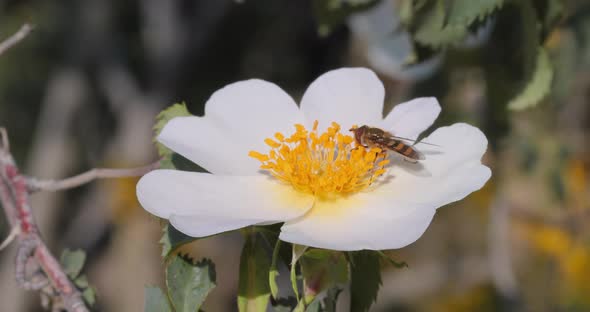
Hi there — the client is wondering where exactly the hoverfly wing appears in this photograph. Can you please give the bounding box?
[389,134,440,147]
[385,139,424,163]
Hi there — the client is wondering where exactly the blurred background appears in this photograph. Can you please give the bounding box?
[0,0,588,311]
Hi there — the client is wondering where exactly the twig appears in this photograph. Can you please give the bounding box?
[0,127,9,152]
[0,130,88,311]
[0,225,20,250]
[27,161,160,193]
[0,24,34,56]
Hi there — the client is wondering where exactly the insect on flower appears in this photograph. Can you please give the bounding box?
[350,125,439,163]
[137,67,491,251]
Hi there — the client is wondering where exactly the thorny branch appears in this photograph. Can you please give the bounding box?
[0,128,158,311]
[1,130,157,311]
[0,129,88,311]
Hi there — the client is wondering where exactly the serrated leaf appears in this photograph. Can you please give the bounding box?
[144,287,172,312]
[446,0,505,27]
[166,255,216,312]
[413,1,468,47]
[508,48,553,110]
[154,103,193,169]
[413,0,504,47]
[312,0,380,36]
[154,103,191,152]
[350,251,382,312]
[160,222,199,258]
[60,249,86,279]
[238,234,271,312]
[82,286,97,306]
[299,249,348,305]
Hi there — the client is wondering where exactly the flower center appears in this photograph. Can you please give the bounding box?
[249,121,389,197]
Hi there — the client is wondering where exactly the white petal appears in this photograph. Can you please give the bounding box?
[280,123,491,251]
[300,68,384,131]
[158,117,256,174]
[280,192,436,251]
[137,170,314,237]
[380,97,441,140]
[386,123,491,207]
[169,214,261,237]
[158,79,303,175]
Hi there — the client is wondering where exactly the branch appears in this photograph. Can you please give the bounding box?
[0,24,34,56]
[0,128,89,311]
[27,161,160,193]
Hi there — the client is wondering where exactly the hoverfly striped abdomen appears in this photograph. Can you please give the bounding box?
[349,125,427,163]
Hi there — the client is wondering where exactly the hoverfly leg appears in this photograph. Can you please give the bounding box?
[368,150,388,186]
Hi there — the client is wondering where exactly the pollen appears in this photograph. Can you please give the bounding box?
[249,121,389,196]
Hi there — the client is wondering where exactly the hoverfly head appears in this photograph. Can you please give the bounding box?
[349,125,367,146]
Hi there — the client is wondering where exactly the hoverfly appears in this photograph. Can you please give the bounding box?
[349,125,438,163]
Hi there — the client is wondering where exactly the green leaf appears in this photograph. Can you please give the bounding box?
[541,0,564,31]
[144,287,172,312]
[166,255,217,312]
[291,244,308,301]
[350,251,382,312]
[322,287,342,312]
[413,1,468,47]
[82,286,97,307]
[304,299,322,312]
[60,249,86,279]
[399,0,414,25]
[292,244,308,264]
[508,47,553,110]
[291,260,300,302]
[445,0,505,27]
[312,0,380,36]
[412,0,504,47]
[74,275,89,288]
[299,249,348,305]
[269,239,282,299]
[160,222,199,258]
[154,102,191,153]
[154,103,193,169]
[238,233,272,312]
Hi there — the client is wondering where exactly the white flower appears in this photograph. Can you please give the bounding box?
[136,68,491,251]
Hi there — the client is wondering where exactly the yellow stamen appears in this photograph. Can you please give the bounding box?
[249,121,390,196]
[248,151,269,162]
